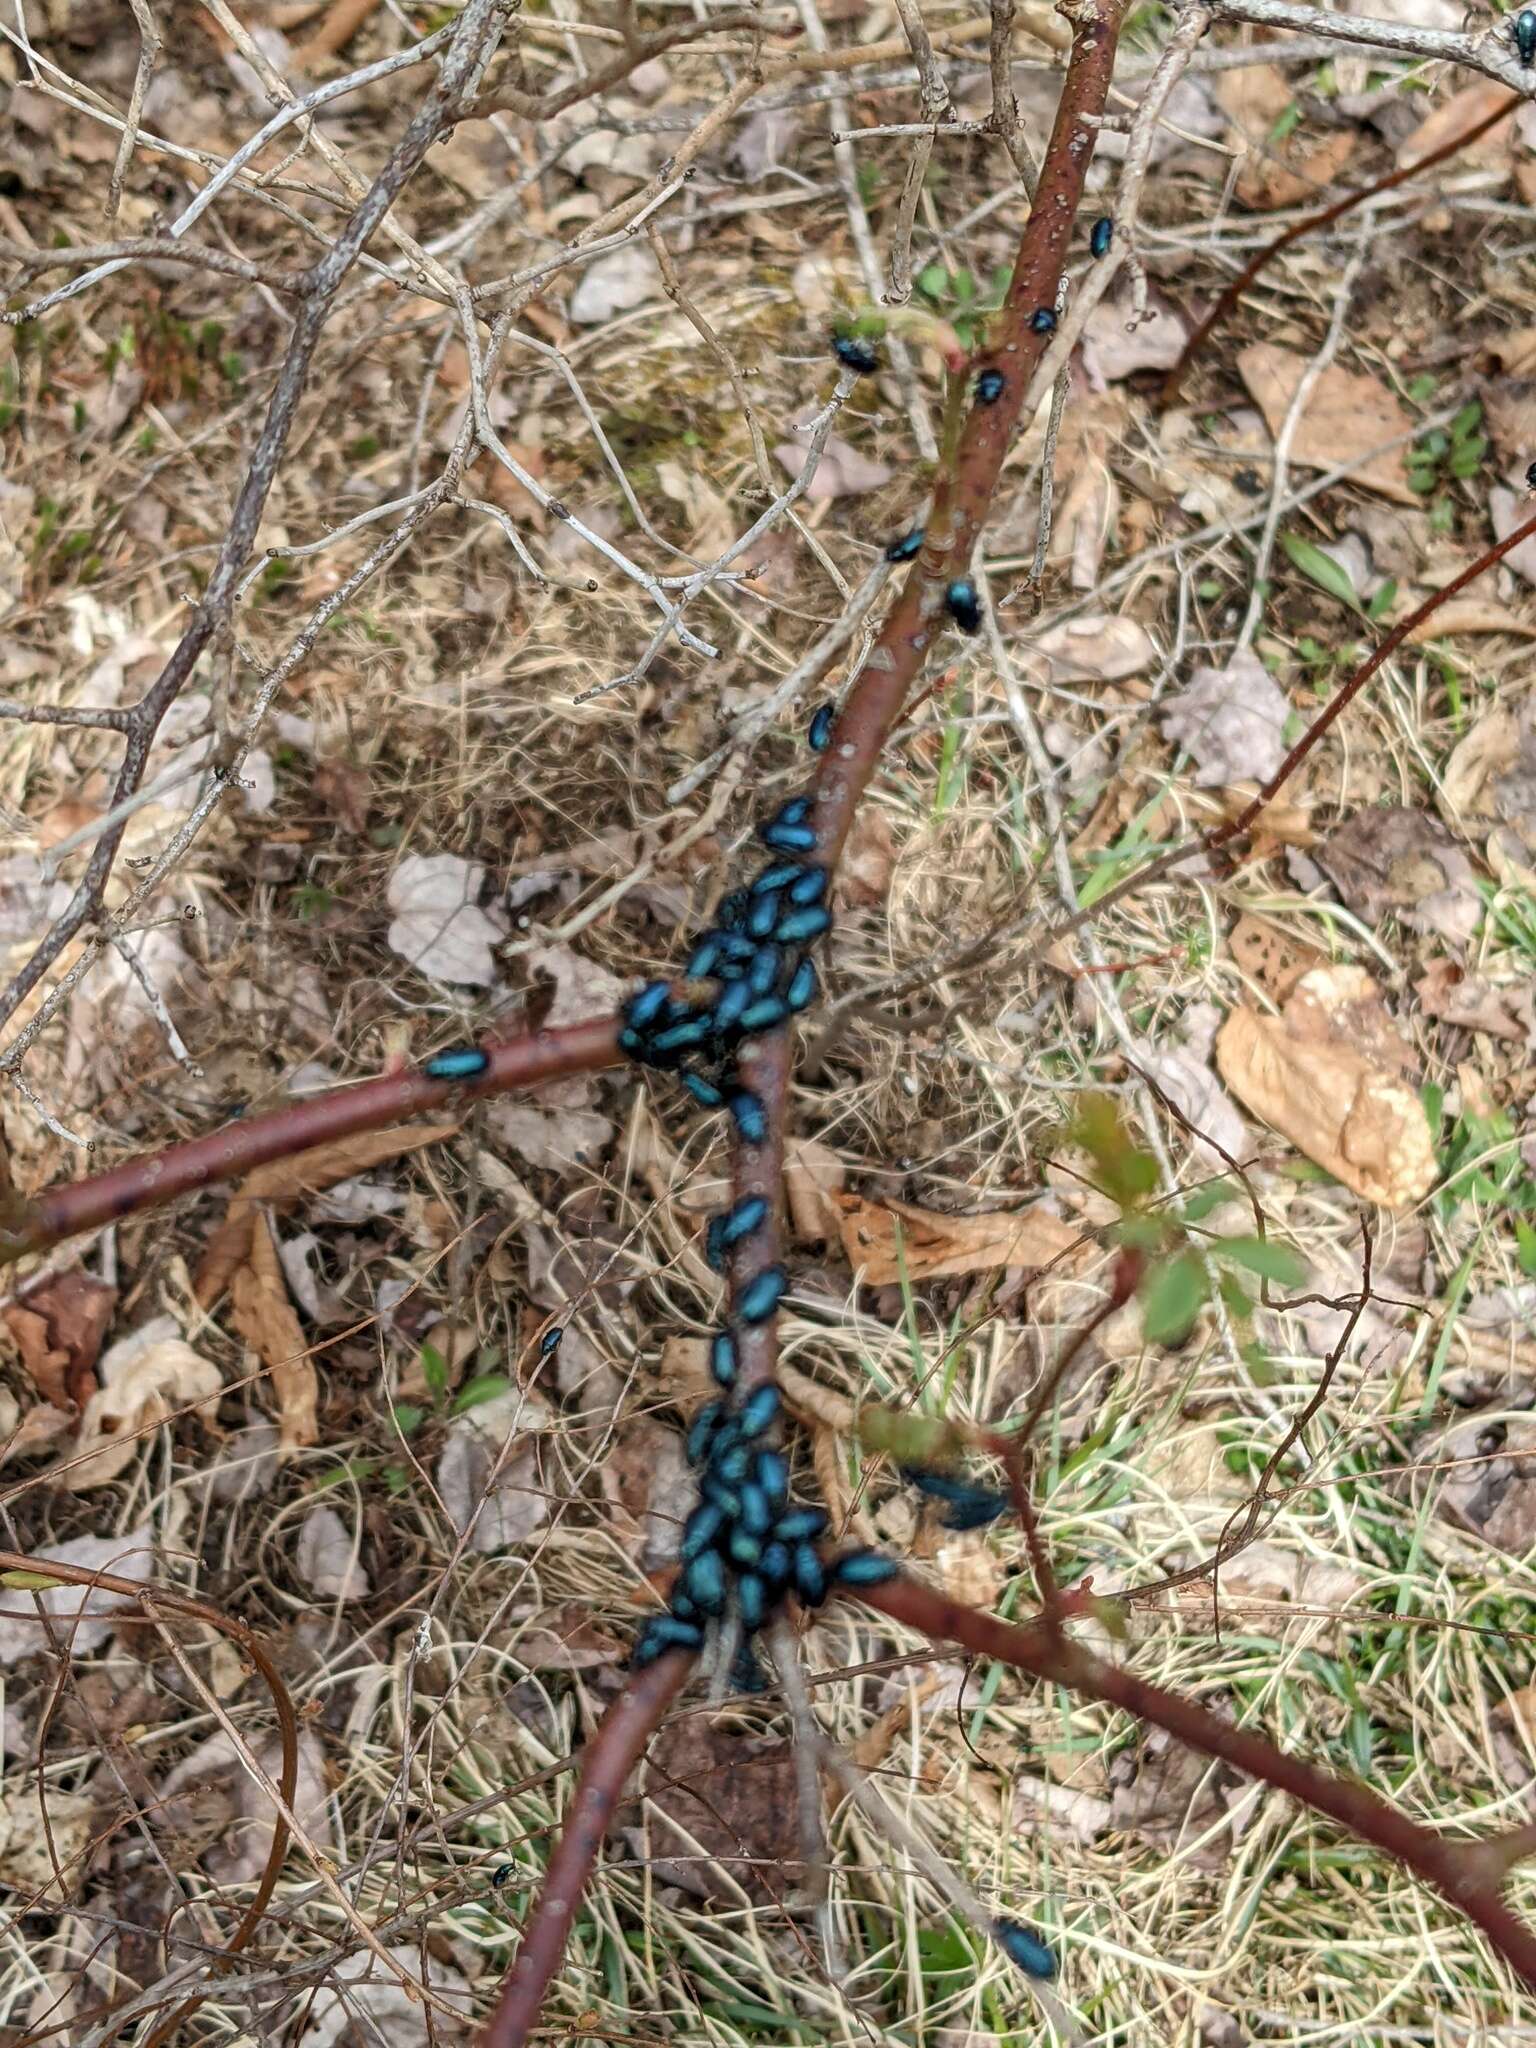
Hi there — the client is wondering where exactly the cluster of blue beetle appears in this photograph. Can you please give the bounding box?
[432,275,1109,1975]
[828,214,1116,654]
[609,761,901,1683]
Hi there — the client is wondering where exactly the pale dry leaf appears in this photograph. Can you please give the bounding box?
[1109,1724,1255,1867]
[1052,441,1119,589]
[835,803,896,907]
[1420,1415,1536,1555]
[1416,960,1532,1040]
[1488,482,1536,587]
[835,1193,1077,1285]
[1398,80,1514,169]
[1215,1002,1435,1209]
[229,1214,317,1452]
[1011,1773,1113,1843]
[1161,651,1291,788]
[1283,961,1417,1071]
[569,243,658,325]
[773,432,892,502]
[160,1726,333,1887]
[486,1098,613,1171]
[1028,614,1157,682]
[1483,328,1536,378]
[0,1400,71,1466]
[294,1505,371,1603]
[1442,701,1520,822]
[1237,344,1415,503]
[0,1782,96,1904]
[0,1524,154,1666]
[195,1121,458,1306]
[1406,599,1536,645]
[436,1387,552,1554]
[784,1135,846,1243]
[1217,64,1357,209]
[1133,1012,1248,1167]
[61,1322,222,1490]
[297,1944,474,2048]
[524,941,628,1027]
[1079,290,1188,383]
[386,852,506,987]
[1317,806,1480,944]
[197,1421,282,1506]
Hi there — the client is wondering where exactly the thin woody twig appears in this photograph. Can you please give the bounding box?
[0,0,511,1044]
[106,0,160,222]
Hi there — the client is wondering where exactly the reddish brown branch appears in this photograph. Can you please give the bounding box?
[1160,93,1516,409]
[855,1572,1536,1988]
[1209,504,1536,853]
[1,1017,619,1264]
[478,1649,692,2048]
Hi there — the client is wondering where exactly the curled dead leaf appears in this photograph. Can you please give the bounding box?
[61,1323,222,1490]
[1,1268,116,1413]
[229,1215,316,1452]
[1215,986,1435,1210]
[196,1122,459,1306]
[834,1192,1078,1286]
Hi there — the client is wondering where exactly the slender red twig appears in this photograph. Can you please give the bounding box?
[478,1651,692,2048]
[1160,91,1516,408]
[855,1570,1536,1988]
[0,1017,619,1261]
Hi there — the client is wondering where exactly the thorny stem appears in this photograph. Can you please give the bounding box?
[0,1019,620,1262]
[477,1652,691,2048]
[481,3,1132,2038]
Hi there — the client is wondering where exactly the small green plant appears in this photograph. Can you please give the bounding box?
[1069,1093,1304,1376]
[1406,400,1487,533]
[391,1339,512,1442]
[914,259,1013,351]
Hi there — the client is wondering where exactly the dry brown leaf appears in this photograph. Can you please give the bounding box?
[1,1269,115,1413]
[62,1327,223,1490]
[2,1308,71,1413]
[784,1135,845,1243]
[229,1215,317,1451]
[1398,81,1515,168]
[196,1121,458,1305]
[1216,975,1436,1210]
[1240,127,1354,211]
[1316,807,1480,945]
[633,1717,803,1904]
[1416,959,1532,1040]
[835,804,895,908]
[1481,328,1536,378]
[834,1192,1077,1285]
[1442,702,1520,823]
[1405,599,1536,645]
[1236,344,1415,503]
